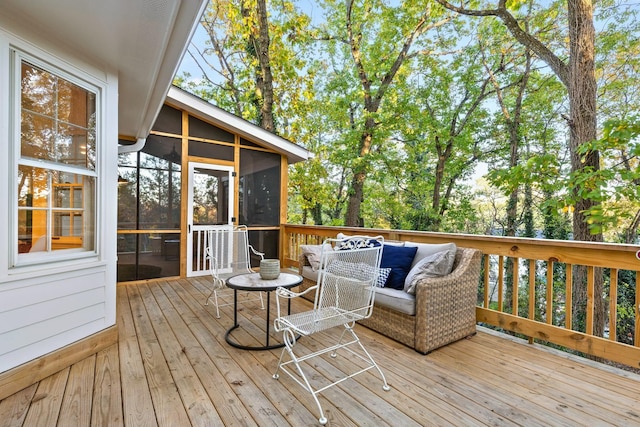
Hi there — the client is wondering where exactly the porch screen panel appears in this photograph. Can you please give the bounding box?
[248,229,279,264]
[239,148,280,226]
[188,140,233,161]
[188,116,234,142]
[138,136,182,230]
[117,151,137,230]
[153,105,182,134]
[116,136,181,281]
[116,232,180,281]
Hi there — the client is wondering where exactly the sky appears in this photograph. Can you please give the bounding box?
[176,0,323,82]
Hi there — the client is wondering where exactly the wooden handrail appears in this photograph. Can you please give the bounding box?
[282,224,640,369]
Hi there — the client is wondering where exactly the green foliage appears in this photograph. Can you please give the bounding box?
[561,119,640,236]
[175,0,640,240]
[606,269,637,345]
[173,2,640,354]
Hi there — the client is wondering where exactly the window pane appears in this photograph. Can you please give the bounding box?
[53,171,84,208]
[52,210,83,235]
[21,63,56,115]
[239,149,281,226]
[57,78,96,127]
[20,61,96,170]
[17,165,95,254]
[18,165,49,208]
[58,122,94,168]
[21,111,55,161]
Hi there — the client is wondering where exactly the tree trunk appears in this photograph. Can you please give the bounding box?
[435,0,604,339]
[566,0,603,336]
[254,0,275,132]
[342,2,434,227]
[624,210,640,244]
[431,136,453,224]
[345,123,374,227]
[345,172,365,227]
[312,202,323,225]
[242,0,275,132]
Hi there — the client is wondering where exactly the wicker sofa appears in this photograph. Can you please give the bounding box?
[297,243,483,354]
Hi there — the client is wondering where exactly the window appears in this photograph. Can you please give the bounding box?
[15,54,97,262]
[239,148,280,226]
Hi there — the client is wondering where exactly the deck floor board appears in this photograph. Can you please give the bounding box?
[2,277,639,427]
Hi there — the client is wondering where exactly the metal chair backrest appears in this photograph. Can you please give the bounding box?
[206,225,257,281]
[314,236,384,322]
[272,235,388,425]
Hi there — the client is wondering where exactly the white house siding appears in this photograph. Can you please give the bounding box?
[0,25,118,373]
[0,267,110,372]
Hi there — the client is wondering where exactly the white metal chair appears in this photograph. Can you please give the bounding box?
[204,225,265,318]
[272,235,390,425]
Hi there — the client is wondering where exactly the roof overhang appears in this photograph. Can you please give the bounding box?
[166,86,311,164]
[1,0,208,139]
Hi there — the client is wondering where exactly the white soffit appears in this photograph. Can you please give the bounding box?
[167,86,311,164]
[1,0,207,139]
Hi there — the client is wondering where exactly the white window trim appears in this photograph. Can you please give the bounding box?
[9,47,104,270]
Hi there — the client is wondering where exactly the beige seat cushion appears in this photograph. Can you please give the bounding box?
[373,287,416,315]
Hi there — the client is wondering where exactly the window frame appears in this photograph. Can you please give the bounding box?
[10,48,101,268]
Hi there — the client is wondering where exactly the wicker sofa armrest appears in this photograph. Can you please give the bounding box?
[413,247,482,354]
[299,252,312,269]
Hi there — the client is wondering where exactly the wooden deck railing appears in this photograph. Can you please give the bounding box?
[281,224,640,369]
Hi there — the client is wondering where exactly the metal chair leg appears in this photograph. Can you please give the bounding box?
[273,330,328,425]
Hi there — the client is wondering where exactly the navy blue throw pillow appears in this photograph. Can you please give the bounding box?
[380,245,418,289]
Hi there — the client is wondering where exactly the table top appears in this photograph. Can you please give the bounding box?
[226,272,302,292]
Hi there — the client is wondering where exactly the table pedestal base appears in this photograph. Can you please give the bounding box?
[225,289,296,350]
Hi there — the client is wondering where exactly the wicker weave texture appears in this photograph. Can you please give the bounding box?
[298,275,318,302]
[414,248,482,354]
[299,247,483,354]
[358,305,416,348]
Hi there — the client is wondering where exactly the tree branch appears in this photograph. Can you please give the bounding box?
[433,0,569,86]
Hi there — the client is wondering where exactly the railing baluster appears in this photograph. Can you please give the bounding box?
[565,264,573,330]
[498,255,504,312]
[586,266,595,336]
[196,229,202,270]
[547,260,554,325]
[484,254,490,308]
[635,271,639,347]
[281,224,640,368]
[528,259,535,344]
[512,257,519,317]
[609,268,618,341]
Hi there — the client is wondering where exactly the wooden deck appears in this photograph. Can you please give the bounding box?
[1,277,640,427]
